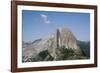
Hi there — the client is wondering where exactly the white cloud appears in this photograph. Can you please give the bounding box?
[40,14,50,24]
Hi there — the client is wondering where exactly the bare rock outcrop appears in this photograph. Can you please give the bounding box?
[22,27,82,62]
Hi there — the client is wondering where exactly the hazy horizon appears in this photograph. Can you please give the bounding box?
[22,10,90,42]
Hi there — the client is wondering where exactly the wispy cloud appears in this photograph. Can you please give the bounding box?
[40,14,50,24]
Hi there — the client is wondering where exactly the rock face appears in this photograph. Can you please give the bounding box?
[22,27,82,62]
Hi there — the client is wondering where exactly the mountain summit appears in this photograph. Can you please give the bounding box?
[23,27,83,62]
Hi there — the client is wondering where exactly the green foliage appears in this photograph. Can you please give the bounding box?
[39,50,54,61]
[60,46,75,60]
[39,50,49,59]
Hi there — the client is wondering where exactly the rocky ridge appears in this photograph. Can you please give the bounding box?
[22,27,85,62]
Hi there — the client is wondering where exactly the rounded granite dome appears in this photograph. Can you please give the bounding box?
[22,27,81,62]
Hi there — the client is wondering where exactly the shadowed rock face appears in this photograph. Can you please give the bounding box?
[22,27,82,62]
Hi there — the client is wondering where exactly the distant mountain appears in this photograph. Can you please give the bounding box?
[22,41,32,48]
[31,39,42,44]
[22,39,42,48]
[77,40,90,58]
[22,27,89,62]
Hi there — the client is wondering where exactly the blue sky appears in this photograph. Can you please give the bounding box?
[22,10,90,42]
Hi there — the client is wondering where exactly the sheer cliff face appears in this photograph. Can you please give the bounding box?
[57,28,81,53]
[23,27,81,62]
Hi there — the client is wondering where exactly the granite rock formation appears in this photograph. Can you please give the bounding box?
[22,27,83,62]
